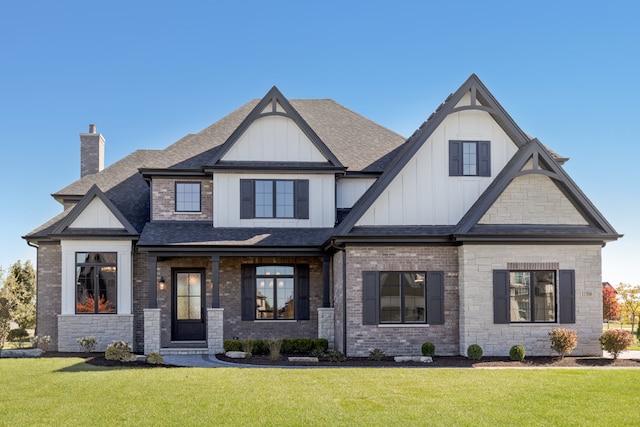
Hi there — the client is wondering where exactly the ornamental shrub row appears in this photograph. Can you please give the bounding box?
[223,338,328,355]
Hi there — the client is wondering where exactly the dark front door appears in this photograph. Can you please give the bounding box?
[172,269,206,341]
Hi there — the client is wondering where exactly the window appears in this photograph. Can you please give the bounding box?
[449,140,491,176]
[493,269,575,324]
[240,179,309,219]
[255,266,295,319]
[362,270,444,325]
[509,271,556,322]
[175,182,201,212]
[75,252,117,314]
[241,264,310,321]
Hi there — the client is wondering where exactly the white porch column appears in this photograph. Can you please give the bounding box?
[143,308,161,355]
[318,307,335,349]
[207,308,224,354]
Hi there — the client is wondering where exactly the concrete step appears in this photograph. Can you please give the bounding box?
[160,347,208,355]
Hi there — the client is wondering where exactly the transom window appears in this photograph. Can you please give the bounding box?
[175,182,201,212]
[380,272,426,323]
[510,271,556,322]
[75,252,117,314]
[255,180,294,218]
[255,266,295,320]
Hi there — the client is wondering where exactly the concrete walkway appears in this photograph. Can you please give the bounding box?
[161,350,640,368]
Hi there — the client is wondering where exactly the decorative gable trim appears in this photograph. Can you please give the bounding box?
[335,74,530,236]
[51,184,138,236]
[454,139,619,236]
[205,86,344,169]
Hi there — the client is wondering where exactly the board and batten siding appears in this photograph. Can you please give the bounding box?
[336,178,376,208]
[221,115,327,162]
[356,108,519,226]
[68,197,125,229]
[213,172,335,227]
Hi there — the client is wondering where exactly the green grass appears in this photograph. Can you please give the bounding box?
[1,359,639,426]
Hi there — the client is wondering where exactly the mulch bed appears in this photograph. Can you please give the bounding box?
[37,352,640,368]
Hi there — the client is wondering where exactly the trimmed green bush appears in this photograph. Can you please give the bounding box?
[509,345,526,361]
[368,348,386,361]
[312,338,328,352]
[293,338,314,353]
[146,352,164,365]
[421,341,435,357]
[252,339,268,355]
[466,344,483,360]
[223,339,243,352]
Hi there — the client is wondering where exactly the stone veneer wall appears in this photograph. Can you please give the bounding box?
[151,177,213,221]
[58,314,134,352]
[35,242,62,351]
[332,251,345,352]
[132,250,149,352]
[458,244,602,356]
[343,245,459,357]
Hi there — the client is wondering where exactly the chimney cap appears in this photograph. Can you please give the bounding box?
[89,124,96,133]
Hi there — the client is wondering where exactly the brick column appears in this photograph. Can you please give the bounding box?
[143,308,161,355]
[207,308,224,354]
[318,307,335,349]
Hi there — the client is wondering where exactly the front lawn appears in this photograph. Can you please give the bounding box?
[1,358,639,426]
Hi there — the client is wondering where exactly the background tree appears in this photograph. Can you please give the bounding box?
[616,283,640,335]
[2,260,36,330]
[602,284,620,322]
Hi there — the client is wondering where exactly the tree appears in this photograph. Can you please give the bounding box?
[2,260,36,330]
[602,284,620,322]
[616,283,640,335]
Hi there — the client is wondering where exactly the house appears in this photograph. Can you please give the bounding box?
[24,75,621,357]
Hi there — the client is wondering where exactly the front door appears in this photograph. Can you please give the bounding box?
[172,269,206,341]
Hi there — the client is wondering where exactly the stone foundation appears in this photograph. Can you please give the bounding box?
[58,314,134,352]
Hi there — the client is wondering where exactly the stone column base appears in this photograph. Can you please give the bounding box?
[207,308,224,354]
[143,308,161,355]
[318,307,335,349]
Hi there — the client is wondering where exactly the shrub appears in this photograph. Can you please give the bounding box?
[322,349,346,363]
[252,339,268,355]
[549,328,578,359]
[267,338,282,360]
[309,348,325,359]
[467,344,483,360]
[312,338,329,352]
[509,345,526,361]
[421,341,435,357]
[368,348,386,361]
[8,328,29,347]
[223,339,243,352]
[293,338,314,354]
[280,338,295,354]
[241,339,255,356]
[146,352,164,365]
[600,329,634,360]
[30,335,51,352]
[105,340,136,362]
[77,336,98,353]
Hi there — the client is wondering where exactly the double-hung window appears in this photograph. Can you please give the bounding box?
[240,179,309,219]
[75,252,117,314]
[449,140,491,176]
[509,271,556,322]
[175,182,201,212]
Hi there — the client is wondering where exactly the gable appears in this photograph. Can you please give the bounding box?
[221,115,328,162]
[356,105,519,226]
[69,197,127,229]
[479,172,588,225]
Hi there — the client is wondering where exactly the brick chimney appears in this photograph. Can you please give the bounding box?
[80,124,105,177]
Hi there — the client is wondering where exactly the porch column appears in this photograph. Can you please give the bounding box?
[322,254,331,307]
[148,255,158,309]
[207,308,224,354]
[143,308,161,355]
[211,255,220,308]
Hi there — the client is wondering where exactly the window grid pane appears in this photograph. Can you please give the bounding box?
[380,273,401,323]
[510,271,556,322]
[75,252,117,314]
[276,181,294,218]
[463,142,477,176]
[255,266,295,320]
[403,273,425,322]
[176,182,201,212]
[255,181,273,218]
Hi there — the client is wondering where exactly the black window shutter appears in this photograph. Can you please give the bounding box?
[478,141,491,176]
[240,179,255,219]
[362,271,380,325]
[426,271,445,325]
[296,264,310,320]
[241,265,256,321]
[493,270,510,324]
[295,180,309,219]
[449,141,462,176]
[559,270,576,323]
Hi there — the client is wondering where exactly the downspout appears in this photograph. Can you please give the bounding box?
[328,239,347,356]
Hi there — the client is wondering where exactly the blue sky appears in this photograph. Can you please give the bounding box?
[0,1,637,286]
